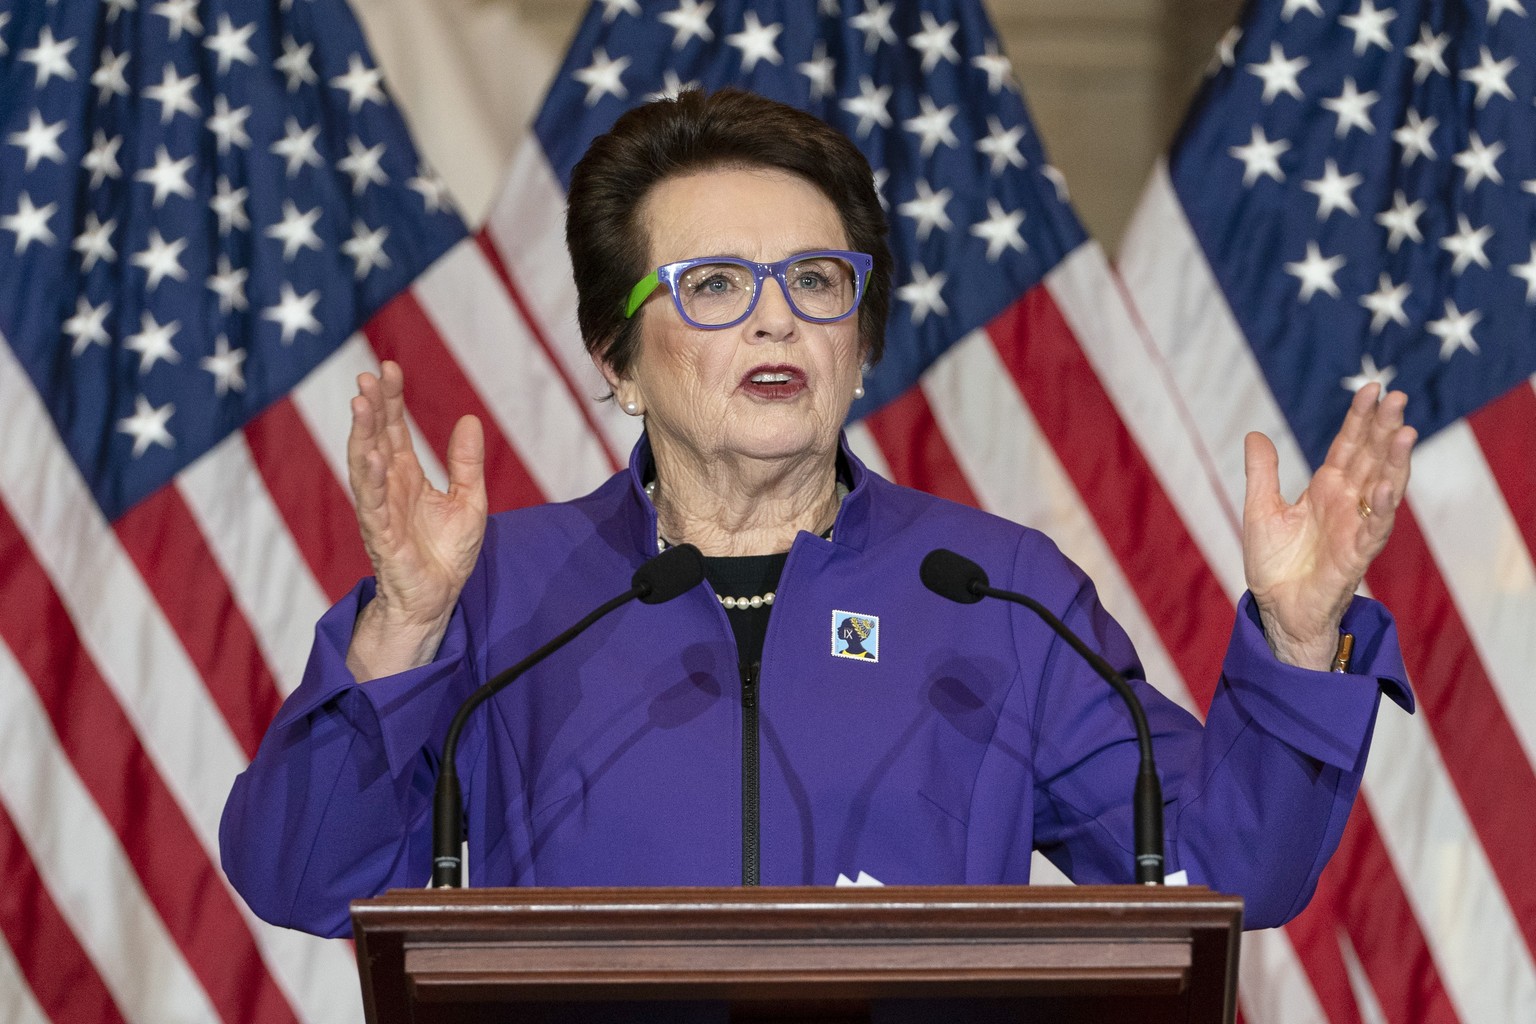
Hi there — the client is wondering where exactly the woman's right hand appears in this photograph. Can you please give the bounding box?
[344,361,487,682]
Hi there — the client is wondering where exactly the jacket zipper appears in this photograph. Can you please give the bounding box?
[740,660,760,886]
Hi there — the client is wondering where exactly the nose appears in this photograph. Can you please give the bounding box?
[746,272,799,342]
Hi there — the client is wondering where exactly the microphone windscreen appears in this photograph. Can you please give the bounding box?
[635,543,706,604]
[920,549,988,604]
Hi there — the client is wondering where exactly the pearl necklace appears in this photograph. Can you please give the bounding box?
[720,591,774,610]
[644,479,845,610]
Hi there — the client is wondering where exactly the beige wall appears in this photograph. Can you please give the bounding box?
[993,0,1240,251]
[442,0,1243,252]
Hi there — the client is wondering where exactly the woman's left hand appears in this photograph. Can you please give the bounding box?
[1242,383,1417,670]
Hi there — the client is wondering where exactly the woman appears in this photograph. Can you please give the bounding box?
[220,90,1415,940]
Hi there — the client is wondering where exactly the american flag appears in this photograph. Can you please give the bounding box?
[0,2,1498,1024]
[0,0,463,1020]
[1120,0,1536,1021]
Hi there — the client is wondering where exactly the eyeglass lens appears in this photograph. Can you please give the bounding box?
[676,255,859,325]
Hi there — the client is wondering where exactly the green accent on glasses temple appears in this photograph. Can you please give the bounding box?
[624,271,661,319]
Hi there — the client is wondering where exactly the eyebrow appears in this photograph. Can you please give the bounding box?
[668,246,848,262]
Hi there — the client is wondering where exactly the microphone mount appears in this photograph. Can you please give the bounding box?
[921,548,1166,885]
[431,544,704,888]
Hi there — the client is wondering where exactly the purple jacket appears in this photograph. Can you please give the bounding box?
[220,437,1412,938]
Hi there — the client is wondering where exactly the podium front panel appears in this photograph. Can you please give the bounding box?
[352,885,1242,1023]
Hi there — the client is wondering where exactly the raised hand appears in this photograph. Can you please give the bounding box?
[1242,384,1416,670]
[345,361,487,681]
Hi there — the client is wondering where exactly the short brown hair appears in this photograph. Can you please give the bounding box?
[566,88,892,382]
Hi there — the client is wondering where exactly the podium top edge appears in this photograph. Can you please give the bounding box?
[352,884,1244,919]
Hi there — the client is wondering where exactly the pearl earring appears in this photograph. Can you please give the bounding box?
[623,401,640,415]
[852,384,865,400]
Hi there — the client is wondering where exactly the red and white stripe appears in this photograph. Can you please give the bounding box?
[1119,160,1536,1023]
[481,141,638,465]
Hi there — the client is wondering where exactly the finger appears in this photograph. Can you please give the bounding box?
[1368,387,1411,451]
[347,441,394,575]
[444,414,486,509]
[1322,383,1380,470]
[1363,383,1406,457]
[347,369,414,545]
[347,373,387,499]
[378,360,413,456]
[1381,423,1416,505]
[1243,431,1283,517]
[1348,391,1410,501]
[1357,475,1399,556]
[348,418,392,533]
[355,448,389,520]
[1357,423,1415,552]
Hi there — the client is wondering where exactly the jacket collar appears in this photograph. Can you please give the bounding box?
[623,432,874,556]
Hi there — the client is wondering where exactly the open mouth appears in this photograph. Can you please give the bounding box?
[740,365,807,398]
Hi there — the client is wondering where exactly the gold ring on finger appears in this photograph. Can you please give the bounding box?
[1357,496,1373,520]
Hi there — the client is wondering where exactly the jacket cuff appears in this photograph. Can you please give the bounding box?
[1222,593,1414,772]
[270,579,376,731]
[271,577,472,779]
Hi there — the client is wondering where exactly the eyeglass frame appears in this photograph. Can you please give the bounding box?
[622,249,874,330]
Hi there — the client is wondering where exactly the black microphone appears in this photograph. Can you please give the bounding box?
[634,543,707,603]
[920,548,1166,885]
[431,543,705,887]
[919,547,988,604]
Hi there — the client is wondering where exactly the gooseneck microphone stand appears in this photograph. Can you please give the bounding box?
[431,544,705,888]
[921,548,1165,885]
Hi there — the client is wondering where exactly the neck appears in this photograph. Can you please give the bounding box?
[646,442,842,557]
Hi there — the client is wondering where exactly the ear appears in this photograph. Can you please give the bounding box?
[593,349,642,414]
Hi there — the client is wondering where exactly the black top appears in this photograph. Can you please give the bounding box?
[701,551,787,671]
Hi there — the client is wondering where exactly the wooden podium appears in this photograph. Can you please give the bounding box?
[351,885,1241,1023]
[353,884,1241,1019]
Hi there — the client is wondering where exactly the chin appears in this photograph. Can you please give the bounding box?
[723,422,835,464]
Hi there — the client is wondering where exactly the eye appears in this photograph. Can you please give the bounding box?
[680,263,750,297]
[789,258,849,292]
